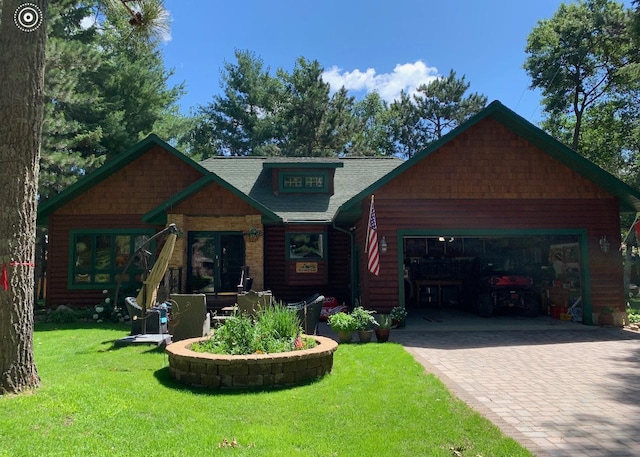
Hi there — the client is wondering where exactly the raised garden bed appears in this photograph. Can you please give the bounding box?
[166,335,338,389]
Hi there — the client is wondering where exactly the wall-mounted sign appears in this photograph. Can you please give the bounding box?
[296,262,318,273]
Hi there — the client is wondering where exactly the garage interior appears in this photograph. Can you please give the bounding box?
[403,235,583,318]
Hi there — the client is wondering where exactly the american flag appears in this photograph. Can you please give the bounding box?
[366,195,380,276]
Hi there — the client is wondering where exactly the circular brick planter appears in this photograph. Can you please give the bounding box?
[166,336,338,389]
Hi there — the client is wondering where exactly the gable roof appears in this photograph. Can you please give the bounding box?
[37,133,402,226]
[198,156,402,223]
[337,100,640,216]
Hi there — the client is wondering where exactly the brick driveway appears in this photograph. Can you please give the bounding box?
[391,315,640,457]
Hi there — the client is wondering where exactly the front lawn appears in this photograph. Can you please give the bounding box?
[0,323,532,456]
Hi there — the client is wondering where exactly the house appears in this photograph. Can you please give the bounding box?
[37,101,640,324]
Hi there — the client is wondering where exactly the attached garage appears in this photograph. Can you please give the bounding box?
[345,101,640,324]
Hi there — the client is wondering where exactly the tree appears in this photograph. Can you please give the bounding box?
[414,69,487,140]
[0,0,48,395]
[191,49,280,158]
[388,90,428,159]
[277,57,356,157]
[190,54,357,158]
[349,92,394,156]
[0,0,170,395]
[38,0,183,200]
[524,0,633,151]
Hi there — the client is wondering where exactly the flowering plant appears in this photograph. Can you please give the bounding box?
[242,227,263,238]
[390,306,408,323]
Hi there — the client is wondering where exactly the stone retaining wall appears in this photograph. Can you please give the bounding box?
[166,336,338,389]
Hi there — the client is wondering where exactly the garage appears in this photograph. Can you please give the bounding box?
[402,234,583,319]
[349,102,640,323]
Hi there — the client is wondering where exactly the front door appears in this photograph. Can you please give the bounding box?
[187,231,245,294]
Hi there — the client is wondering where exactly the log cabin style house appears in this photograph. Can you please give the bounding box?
[37,101,640,324]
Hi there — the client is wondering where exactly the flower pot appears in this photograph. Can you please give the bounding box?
[374,328,391,343]
[392,319,405,329]
[336,330,354,343]
[358,329,373,343]
[599,313,614,326]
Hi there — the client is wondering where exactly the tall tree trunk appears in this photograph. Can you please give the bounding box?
[0,0,48,394]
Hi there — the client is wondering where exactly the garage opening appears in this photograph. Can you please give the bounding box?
[403,235,582,319]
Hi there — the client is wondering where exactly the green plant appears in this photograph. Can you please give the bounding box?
[191,303,316,355]
[628,313,640,324]
[328,311,358,332]
[351,306,376,330]
[374,314,392,329]
[47,305,78,324]
[391,306,408,322]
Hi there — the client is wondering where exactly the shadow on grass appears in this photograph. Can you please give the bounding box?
[152,365,325,396]
[35,321,130,332]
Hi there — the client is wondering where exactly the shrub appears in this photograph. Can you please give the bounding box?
[47,305,78,324]
[350,306,376,330]
[191,303,316,355]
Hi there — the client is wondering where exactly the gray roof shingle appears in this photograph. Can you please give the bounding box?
[199,156,403,222]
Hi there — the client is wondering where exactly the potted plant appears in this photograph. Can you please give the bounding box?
[598,306,616,326]
[328,312,357,343]
[374,314,392,342]
[242,226,263,242]
[390,306,408,328]
[351,306,376,343]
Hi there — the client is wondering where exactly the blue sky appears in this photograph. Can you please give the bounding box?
[161,0,632,126]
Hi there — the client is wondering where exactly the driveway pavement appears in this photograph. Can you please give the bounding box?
[387,309,640,457]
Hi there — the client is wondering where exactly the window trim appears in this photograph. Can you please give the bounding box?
[279,170,328,193]
[68,228,155,290]
[286,232,327,260]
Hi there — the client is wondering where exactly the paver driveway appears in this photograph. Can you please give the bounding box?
[391,314,640,457]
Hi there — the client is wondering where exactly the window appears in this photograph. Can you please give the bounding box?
[280,171,327,192]
[287,233,325,259]
[69,229,154,288]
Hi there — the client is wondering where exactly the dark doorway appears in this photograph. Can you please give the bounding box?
[187,232,245,294]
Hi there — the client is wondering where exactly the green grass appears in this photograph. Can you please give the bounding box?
[0,323,533,457]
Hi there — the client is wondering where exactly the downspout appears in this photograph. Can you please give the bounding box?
[332,221,356,308]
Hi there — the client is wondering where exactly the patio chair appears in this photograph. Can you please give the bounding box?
[125,296,166,335]
[288,293,324,335]
[169,293,211,342]
[236,290,273,317]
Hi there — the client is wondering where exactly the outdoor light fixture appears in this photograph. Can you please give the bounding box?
[599,235,610,253]
[380,236,388,254]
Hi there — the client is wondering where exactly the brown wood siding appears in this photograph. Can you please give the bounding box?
[356,117,625,314]
[264,226,351,304]
[56,146,203,215]
[384,118,609,200]
[46,214,157,307]
[358,197,623,314]
[172,182,258,216]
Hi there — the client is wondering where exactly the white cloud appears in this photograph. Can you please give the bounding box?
[322,60,439,103]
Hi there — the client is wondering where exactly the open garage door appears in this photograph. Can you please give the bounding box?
[403,235,583,319]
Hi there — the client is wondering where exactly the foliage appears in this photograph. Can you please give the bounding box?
[391,306,408,322]
[191,304,315,355]
[414,69,488,140]
[628,312,640,323]
[524,0,635,152]
[374,313,393,329]
[38,0,185,201]
[327,311,358,332]
[47,306,79,324]
[190,49,486,159]
[387,71,487,158]
[350,306,377,330]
